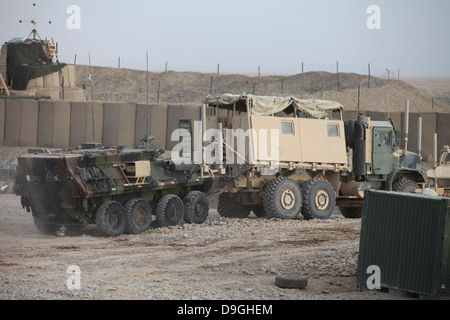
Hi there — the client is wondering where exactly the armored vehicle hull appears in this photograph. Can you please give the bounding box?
[14,144,216,236]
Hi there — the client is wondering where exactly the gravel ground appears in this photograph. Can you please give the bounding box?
[0,192,406,301]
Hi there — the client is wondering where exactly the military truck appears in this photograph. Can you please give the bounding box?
[13,140,219,236]
[423,145,450,197]
[203,93,426,220]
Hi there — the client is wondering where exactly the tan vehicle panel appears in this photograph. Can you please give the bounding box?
[249,115,347,165]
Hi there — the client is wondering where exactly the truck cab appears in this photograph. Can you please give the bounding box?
[339,115,426,218]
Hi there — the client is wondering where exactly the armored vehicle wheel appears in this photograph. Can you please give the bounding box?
[340,207,363,219]
[33,216,61,234]
[124,198,152,234]
[156,194,184,227]
[95,201,127,237]
[392,179,420,193]
[301,178,336,220]
[263,177,302,219]
[218,193,252,218]
[183,191,209,224]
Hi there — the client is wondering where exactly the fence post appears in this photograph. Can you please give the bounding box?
[210,76,213,94]
[157,80,161,103]
[336,61,340,91]
[357,85,360,109]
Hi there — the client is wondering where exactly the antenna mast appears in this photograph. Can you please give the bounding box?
[19,3,52,41]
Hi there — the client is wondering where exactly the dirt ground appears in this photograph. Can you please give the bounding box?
[0,191,407,301]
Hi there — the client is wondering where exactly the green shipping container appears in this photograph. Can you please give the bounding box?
[357,190,450,298]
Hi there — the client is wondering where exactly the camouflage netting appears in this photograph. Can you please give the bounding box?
[6,40,66,90]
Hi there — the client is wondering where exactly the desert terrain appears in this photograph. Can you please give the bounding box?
[0,70,449,303]
[0,192,396,301]
[75,66,450,113]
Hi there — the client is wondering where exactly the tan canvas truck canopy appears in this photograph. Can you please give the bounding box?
[204,93,343,119]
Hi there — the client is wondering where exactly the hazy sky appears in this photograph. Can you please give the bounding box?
[1,0,449,77]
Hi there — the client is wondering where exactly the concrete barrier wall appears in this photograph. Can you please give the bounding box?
[20,100,39,147]
[437,113,450,156]
[420,112,437,161]
[0,98,449,163]
[165,104,201,151]
[69,102,103,146]
[37,101,71,148]
[4,99,22,146]
[37,100,54,147]
[135,104,168,149]
[103,103,136,147]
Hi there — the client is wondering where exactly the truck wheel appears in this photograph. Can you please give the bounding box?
[124,198,152,234]
[184,191,209,224]
[263,177,302,219]
[218,193,251,218]
[33,216,61,234]
[392,179,419,193]
[95,201,127,237]
[301,179,336,220]
[156,194,184,227]
[340,207,362,219]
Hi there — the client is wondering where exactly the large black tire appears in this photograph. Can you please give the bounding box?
[392,179,419,193]
[275,274,308,289]
[263,177,302,219]
[156,194,184,227]
[218,193,252,218]
[124,198,152,234]
[33,216,60,234]
[301,178,336,220]
[183,191,209,224]
[340,207,363,219]
[95,201,127,237]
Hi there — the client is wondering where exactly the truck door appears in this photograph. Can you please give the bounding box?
[372,128,394,175]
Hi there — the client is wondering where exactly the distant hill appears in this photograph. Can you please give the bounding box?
[75,65,449,112]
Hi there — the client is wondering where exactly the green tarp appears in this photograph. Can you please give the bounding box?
[6,40,65,90]
[204,93,343,119]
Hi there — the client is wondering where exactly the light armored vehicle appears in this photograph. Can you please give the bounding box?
[14,140,218,236]
[204,93,426,220]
